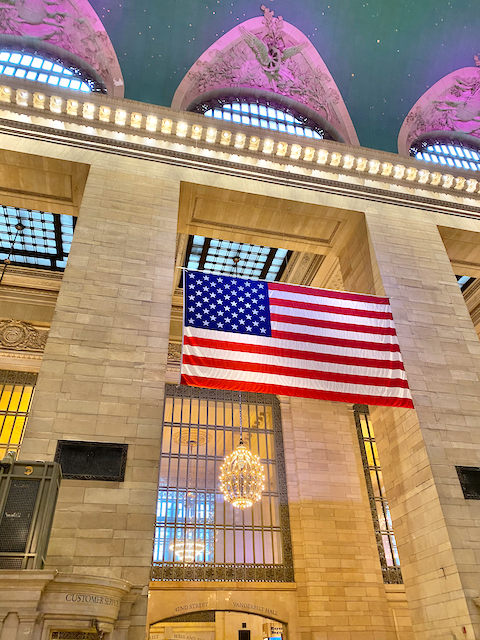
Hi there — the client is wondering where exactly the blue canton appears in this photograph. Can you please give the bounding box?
[184,270,272,337]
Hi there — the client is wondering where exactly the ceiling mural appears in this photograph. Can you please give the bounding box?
[0,0,479,153]
[172,6,358,144]
[398,63,480,154]
[0,0,124,95]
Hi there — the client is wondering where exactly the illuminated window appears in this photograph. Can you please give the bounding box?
[0,49,104,92]
[411,137,480,172]
[193,98,332,139]
[0,370,37,459]
[184,235,290,282]
[353,404,403,584]
[152,385,293,582]
[0,206,75,271]
[456,275,475,292]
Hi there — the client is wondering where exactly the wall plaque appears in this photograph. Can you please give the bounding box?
[54,441,128,482]
[456,466,480,499]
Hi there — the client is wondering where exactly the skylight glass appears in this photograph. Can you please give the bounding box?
[412,140,480,172]
[0,50,102,92]
[0,206,76,271]
[184,235,290,282]
[199,99,327,139]
[456,275,476,292]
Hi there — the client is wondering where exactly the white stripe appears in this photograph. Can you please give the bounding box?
[272,321,400,346]
[269,304,395,329]
[268,289,391,314]
[182,364,413,399]
[184,328,404,362]
[183,344,408,381]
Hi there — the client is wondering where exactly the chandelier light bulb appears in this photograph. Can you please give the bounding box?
[220,441,265,510]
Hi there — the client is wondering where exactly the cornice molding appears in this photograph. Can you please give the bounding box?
[0,78,480,219]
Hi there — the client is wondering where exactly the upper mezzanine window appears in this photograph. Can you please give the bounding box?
[194,98,333,140]
[0,50,104,93]
[410,136,480,173]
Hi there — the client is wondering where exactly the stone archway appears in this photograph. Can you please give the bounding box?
[147,583,300,640]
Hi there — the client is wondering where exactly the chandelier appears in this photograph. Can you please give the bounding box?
[169,538,205,563]
[219,390,265,509]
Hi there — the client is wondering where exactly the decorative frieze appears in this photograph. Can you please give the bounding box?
[0,320,48,352]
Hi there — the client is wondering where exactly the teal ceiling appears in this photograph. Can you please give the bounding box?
[90,0,480,153]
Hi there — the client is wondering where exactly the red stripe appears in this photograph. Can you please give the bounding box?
[270,297,393,320]
[184,335,406,370]
[181,375,414,409]
[182,354,410,389]
[268,282,390,305]
[271,312,397,336]
[272,328,401,352]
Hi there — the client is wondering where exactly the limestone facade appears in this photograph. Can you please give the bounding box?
[0,83,480,640]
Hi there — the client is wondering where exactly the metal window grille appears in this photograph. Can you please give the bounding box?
[0,207,76,271]
[353,404,403,584]
[0,370,37,460]
[152,385,293,582]
[183,235,291,283]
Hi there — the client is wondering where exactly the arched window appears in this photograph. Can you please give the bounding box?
[191,96,337,140]
[410,134,480,172]
[0,49,105,93]
[152,385,293,582]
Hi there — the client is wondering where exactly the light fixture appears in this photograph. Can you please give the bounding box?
[168,438,206,562]
[219,255,265,510]
[0,221,25,285]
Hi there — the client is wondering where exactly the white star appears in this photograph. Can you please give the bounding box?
[188,307,194,312]
[203,320,209,326]
[196,313,202,319]
[246,314,252,320]
[203,297,209,303]
[239,297,245,302]
[188,318,194,324]
[260,316,266,322]
[246,326,252,332]
[252,309,259,315]
[218,322,224,328]
[239,319,245,325]
[232,324,238,330]
[232,312,238,318]
[225,317,231,323]
[225,295,231,300]
[253,321,259,326]
[259,305,265,310]
[189,284,195,289]
[217,310,224,316]
[245,303,251,308]
[188,295,195,301]
[245,292,251,297]
[259,294,265,299]
[260,328,267,333]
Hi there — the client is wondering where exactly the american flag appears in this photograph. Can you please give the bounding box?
[181,270,413,408]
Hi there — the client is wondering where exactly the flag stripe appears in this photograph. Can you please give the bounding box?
[272,327,401,352]
[270,296,393,320]
[271,312,397,336]
[184,336,403,370]
[182,351,409,387]
[270,304,395,329]
[268,281,391,305]
[183,332,406,368]
[181,375,414,408]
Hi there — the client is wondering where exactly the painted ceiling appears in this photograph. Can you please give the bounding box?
[88,0,479,154]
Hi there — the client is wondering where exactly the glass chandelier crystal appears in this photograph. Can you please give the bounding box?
[220,390,265,509]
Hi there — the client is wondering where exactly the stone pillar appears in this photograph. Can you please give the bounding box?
[20,165,180,640]
[280,396,397,639]
[341,206,480,639]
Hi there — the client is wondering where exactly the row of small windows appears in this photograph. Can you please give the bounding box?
[412,142,480,173]
[201,100,325,139]
[0,50,96,92]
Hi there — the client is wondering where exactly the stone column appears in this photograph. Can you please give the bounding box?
[280,396,397,639]
[341,207,480,639]
[20,164,180,640]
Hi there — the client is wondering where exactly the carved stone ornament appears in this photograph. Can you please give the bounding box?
[0,0,124,96]
[167,341,182,363]
[0,319,48,351]
[398,62,480,154]
[171,6,358,145]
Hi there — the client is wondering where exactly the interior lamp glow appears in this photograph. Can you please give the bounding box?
[220,439,265,509]
[169,539,205,563]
